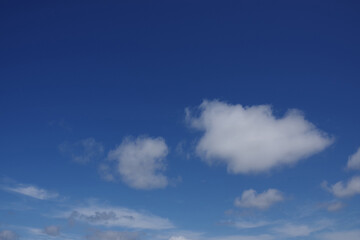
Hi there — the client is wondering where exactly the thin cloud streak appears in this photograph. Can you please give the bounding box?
[2,184,58,200]
[61,205,174,230]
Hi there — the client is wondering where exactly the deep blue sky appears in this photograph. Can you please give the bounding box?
[1,1,360,240]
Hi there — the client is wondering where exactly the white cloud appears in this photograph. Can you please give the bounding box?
[105,136,169,190]
[44,225,60,236]
[59,138,104,164]
[3,184,58,200]
[234,189,283,209]
[63,205,174,230]
[187,100,333,174]
[347,147,360,170]
[0,230,18,240]
[322,176,360,198]
[319,230,360,240]
[86,230,139,240]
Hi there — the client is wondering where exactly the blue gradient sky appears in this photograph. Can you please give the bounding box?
[1,1,360,240]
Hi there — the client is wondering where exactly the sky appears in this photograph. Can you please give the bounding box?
[1,1,360,240]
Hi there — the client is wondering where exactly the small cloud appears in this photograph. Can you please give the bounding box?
[220,219,271,229]
[48,119,72,132]
[326,202,344,212]
[3,184,58,200]
[317,200,345,212]
[234,189,283,210]
[322,176,360,198]
[175,141,192,160]
[98,163,116,182]
[186,100,333,174]
[0,230,18,240]
[44,225,60,236]
[347,147,360,170]
[170,237,190,240]
[59,138,104,164]
[103,136,169,190]
[233,220,270,229]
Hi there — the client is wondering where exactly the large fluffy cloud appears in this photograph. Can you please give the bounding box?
[65,205,174,230]
[187,100,333,174]
[347,147,360,170]
[322,176,360,198]
[104,136,169,190]
[234,189,283,209]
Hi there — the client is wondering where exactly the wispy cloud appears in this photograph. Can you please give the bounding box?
[43,226,60,236]
[165,233,274,240]
[59,138,104,164]
[86,230,140,240]
[8,225,81,240]
[169,237,190,240]
[322,176,360,198]
[326,202,345,212]
[273,223,314,237]
[61,205,174,230]
[0,230,18,240]
[316,200,345,212]
[157,230,205,240]
[319,230,360,240]
[2,184,58,200]
[233,220,270,229]
[101,136,169,190]
[209,234,274,240]
[273,219,333,238]
[186,100,333,174]
[234,189,283,209]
